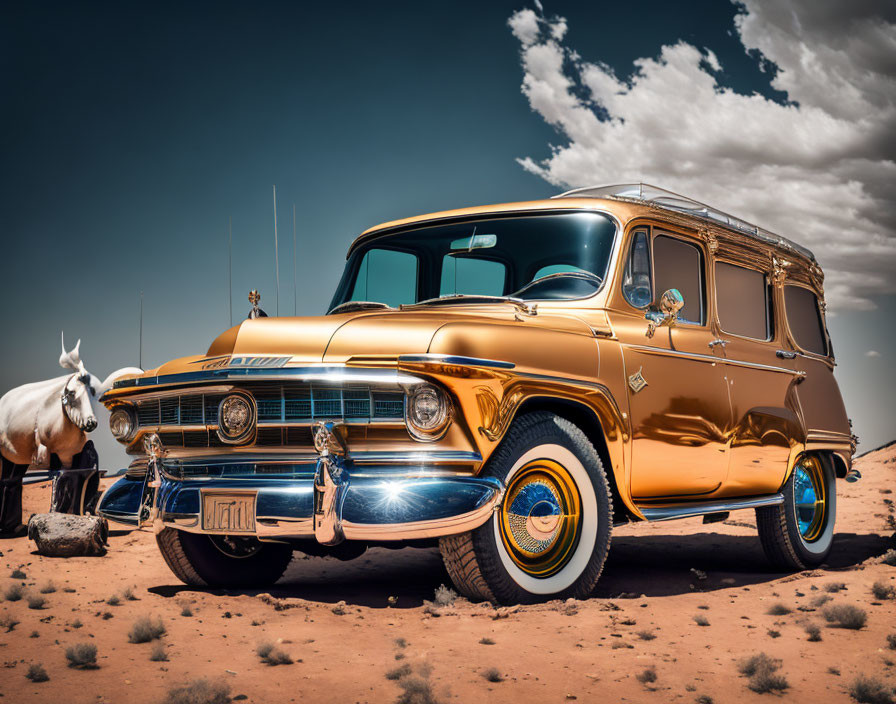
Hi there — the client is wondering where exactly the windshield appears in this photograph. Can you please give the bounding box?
[329,212,617,310]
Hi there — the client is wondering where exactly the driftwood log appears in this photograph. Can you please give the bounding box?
[27,513,108,557]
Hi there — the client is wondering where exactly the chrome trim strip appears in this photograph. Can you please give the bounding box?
[349,450,482,464]
[110,385,235,403]
[112,366,424,391]
[398,354,515,370]
[806,430,852,443]
[638,493,784,522]
[625,344,804,376]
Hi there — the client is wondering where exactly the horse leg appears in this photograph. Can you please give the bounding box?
[0,457,27,537]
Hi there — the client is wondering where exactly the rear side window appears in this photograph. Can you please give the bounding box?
[715,262,771,340]
[653,235,705,325]
[350,248,418,307]
[784,285,827,355]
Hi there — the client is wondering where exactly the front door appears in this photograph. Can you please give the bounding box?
[613,229,731,499]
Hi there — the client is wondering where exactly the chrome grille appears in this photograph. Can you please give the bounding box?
[129,383,405,449]
[243,383,405,424]
[135,393,223,427]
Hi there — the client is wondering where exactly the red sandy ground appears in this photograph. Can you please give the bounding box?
[1,446,894,704]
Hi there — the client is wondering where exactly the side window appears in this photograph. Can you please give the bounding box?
[784,285,827,355]
[715,262,771,340]
[622,230,652,308]
[350,248,418,307]
[653,235,705,325]
[440,256,506,297]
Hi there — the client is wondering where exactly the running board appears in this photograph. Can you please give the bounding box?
[637,493,784,522]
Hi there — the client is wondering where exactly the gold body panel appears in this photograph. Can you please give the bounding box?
[104,197,852,521]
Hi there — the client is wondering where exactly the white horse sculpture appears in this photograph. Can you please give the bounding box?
[0,334,142,468]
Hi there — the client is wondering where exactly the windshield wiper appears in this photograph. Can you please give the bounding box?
[401,294,537,316]
[327,301,395,315]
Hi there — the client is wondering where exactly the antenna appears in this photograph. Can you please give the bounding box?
[292,202,297,316]
[139,290,144,369]
[228,216,233,327]
[273,185,280,316]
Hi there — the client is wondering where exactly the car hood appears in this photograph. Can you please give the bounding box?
[197,307,594,365]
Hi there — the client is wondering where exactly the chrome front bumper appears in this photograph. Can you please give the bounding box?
[98,457,504,543]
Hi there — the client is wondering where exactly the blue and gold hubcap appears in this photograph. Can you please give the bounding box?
[793,456,826,542]
[499,459,581,577]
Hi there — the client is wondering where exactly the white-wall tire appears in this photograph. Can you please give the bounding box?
[440,412,612,604]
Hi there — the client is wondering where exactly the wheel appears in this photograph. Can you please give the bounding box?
[156,528,293,587]
[439,412,612,604]
[756,454,836,571]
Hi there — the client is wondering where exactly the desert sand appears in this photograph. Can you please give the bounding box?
[1,445,894,704]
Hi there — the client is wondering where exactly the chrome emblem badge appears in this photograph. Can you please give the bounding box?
[628,367,648,394]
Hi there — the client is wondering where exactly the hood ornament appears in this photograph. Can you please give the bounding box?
[248,290,268,319]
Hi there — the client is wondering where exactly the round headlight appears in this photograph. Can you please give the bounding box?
[217,394,255,444]
[406,384,450,440]
[109,407,135,441]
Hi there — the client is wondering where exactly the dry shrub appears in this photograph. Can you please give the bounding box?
[812,594,833,607]
[637,630,657,641]
[10,569,26,579]
[4,584,24,602]
[26,663,49,682]
[823,604,867,630]
[256,642,292,666]
[738,653,788,694]
[386,663,412,680]
[128,616,166,643]
[694,615,710,627]
[636,666,658,685]
[805,623,822,641]
[0,614,18,632]
[180,605,193,617]
[106,595,121,606]
[26,594,47,610]
[824,582,848,593]
[482,667,504,683]
[767,603,791,616]
[433,585,457,607]
[65,643,98,669]
[164,678,231,704]
[395,662,444,704]
[881,550,896,567]
[871,581,895,600]
[39,582,56,594]
[848,675,895,704]
[887,633,896,650]
[150,642,169,662]
[479,637,495,645]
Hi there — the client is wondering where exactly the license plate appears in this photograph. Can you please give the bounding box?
[201,492,256,533]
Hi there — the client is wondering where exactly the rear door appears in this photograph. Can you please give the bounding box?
[711,259,803,496]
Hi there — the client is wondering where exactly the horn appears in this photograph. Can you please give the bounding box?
[59,332,83,371]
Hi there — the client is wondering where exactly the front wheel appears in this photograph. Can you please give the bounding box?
[756,454,836,571]
[440,412,612,604]
[156,528,293,587]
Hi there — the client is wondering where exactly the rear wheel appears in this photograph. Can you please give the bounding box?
[440,412,612,604]
[156,528,293,587]
[756,454,836,570]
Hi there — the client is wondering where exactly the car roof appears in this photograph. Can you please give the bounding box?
[353,183,816,264]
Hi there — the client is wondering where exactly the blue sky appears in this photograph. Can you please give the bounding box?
[1,0,892,467]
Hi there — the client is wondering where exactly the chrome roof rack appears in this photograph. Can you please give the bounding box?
[553,183,815,262]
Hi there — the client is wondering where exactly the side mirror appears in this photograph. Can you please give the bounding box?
[645,288,684,338]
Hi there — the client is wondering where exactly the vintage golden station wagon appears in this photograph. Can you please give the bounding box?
[98,184,857,604]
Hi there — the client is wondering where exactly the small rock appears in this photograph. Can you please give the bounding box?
[27,514,108,557]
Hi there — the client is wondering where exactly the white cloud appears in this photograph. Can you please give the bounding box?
[508,1,896,311]
[866,350,881,358]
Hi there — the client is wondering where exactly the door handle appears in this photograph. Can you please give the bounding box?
[708,338,729,349]
[776,349,797,359]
